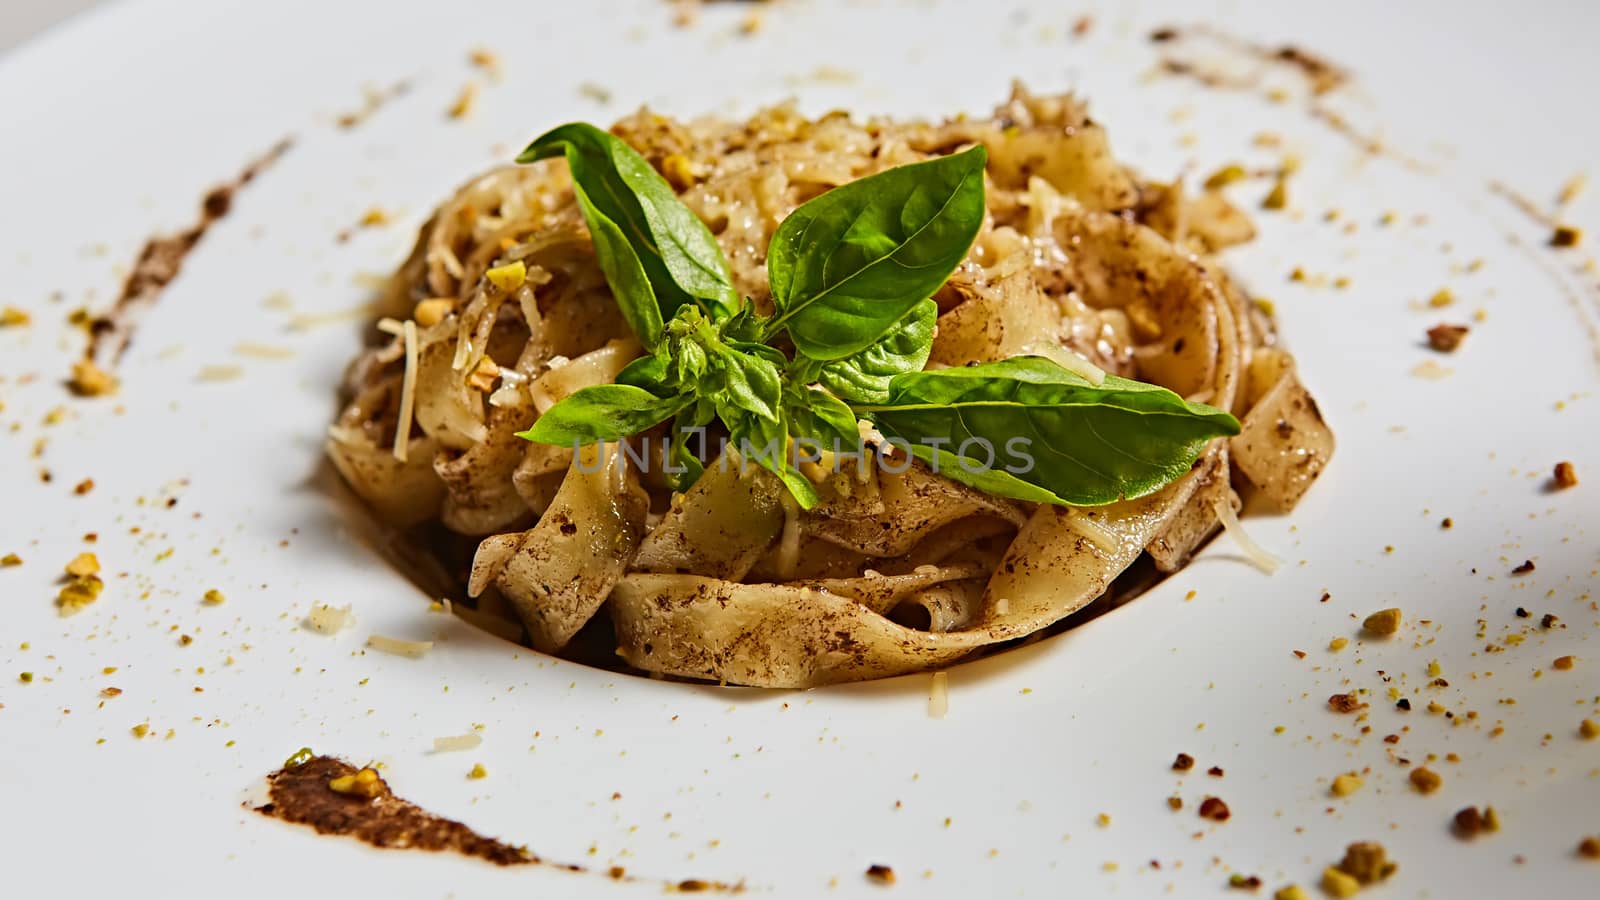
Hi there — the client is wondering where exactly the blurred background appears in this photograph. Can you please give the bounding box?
[1,0,100,53]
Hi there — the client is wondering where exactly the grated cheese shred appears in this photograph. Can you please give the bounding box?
[392,319,419,462]
[367,634,434,658]
[1214,496,1282,574]
[1023,340,1107,386]
[775,491,801,580]
[306,604,353,634]
[928,671,950,719]
[433,733,483,752]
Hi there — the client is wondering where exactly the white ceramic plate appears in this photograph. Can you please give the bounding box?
[3,1,1597,897]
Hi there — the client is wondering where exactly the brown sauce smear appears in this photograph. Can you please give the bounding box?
[85,137,294,367]
[257,755,742,891]
[257,755,535,866]
[1151,24,1347,95]
[1149,25,1429,172]
[336,80,413,130]
[1488,180,1559,230]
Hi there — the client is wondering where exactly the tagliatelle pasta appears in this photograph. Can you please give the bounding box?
[327,83,1333,687]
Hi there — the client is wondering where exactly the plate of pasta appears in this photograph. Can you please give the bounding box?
[2,1,1596,898]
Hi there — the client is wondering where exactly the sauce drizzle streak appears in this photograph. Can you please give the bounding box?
[257,755,742,892]
[85,137,294,367]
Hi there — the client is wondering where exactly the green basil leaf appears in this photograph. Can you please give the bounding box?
[576,194,665,348]
[674,340,710,385]
[857,356,1241,506]
[709,345,782,423]
[520,123,739,322]
[725,409,819,509]
[719,305,768,343]
[774,466,821,510]
[517,385,691,446]
[786,387,860,450]
[616,350,672,391]
[814,299,936,404]
[726,340,788,369]
[666,401,715,493]
[765,145,986,360]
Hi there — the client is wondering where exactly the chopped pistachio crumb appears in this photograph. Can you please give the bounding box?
[1274,886,1307,900]
[1261,177,1287,210]
[1336,842,1397,886]
[0,305,31,327]
[1580,719,1599,740]
[1320,867,1360,898]
[1553,655,1576,671]
[468,762,488,779]
[468,47,501,78]
[1203,164,1246,190]
[56,574,104,615]
[69,359,119,396]
[131,723,150,738]
[1579,836,1600,859]
[1328,637,1349,652]
[484,260,526,293]
[1328,693,1366,713]
[413,298,454,328]
[65,552,100,577]
[448,81,479,119]
[202,589,225,605]
[18,671,33,683]
[1550,224,1582,247]
[1362,608,1402,636]
[1,552,21,567]
[1551,461,1578,489]
[662,154,697,192]
[1330,773,1363,797]
[1454,806,1491,839]
[328,767,384,798]
[467,356,500,392]
[1426,323,1469,353]
[1409,766,1442,794]
[1427,287,1454,308]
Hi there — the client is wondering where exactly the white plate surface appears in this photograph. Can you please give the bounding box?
[2,1,1598,897]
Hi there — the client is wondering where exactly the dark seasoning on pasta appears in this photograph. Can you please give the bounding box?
[326,85,1334,688]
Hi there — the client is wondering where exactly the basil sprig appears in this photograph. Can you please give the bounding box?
[855,357,1241,506]
[520,124,740,346]
[514,124,1239,509]
[764,146,987,360]
[813,299,937,405]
